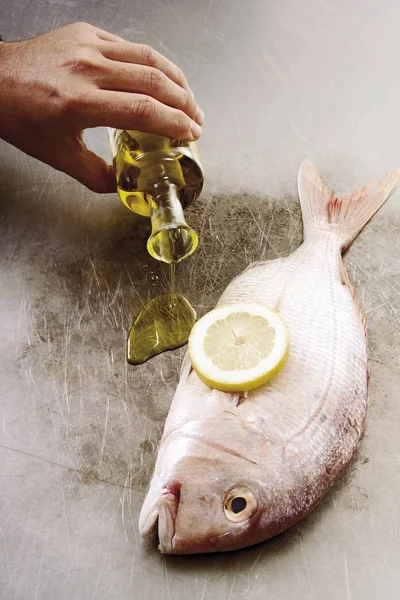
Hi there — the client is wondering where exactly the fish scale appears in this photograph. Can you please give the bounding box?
[139,160,399,554]
[222,236,347,441]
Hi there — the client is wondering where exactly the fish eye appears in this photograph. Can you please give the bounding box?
[223,487,257,523]
[231,497,247,513]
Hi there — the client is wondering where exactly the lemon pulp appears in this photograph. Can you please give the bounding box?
[188,302,289,392]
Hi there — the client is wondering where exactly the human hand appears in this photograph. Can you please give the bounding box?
[0,22,204,193]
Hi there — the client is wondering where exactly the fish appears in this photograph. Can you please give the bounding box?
[139,160,399,554]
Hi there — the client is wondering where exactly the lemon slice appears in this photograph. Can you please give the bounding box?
[188,302,289,392]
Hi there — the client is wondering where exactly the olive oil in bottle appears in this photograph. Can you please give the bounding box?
[109,130,203,364]
[109,129,204,263]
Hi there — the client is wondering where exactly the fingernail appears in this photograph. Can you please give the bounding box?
[195,106,205,126]
[190,120,202,140]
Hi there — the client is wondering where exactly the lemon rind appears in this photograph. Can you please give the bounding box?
[188,302,290,392]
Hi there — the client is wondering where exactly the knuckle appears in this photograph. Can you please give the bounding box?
[132,97,156,122]
[174,110,190,135]
[140,44,159,67]
[69,22,94,37]
[142,67,165,95]
[175,67,187,88]
[147,68,164,92]
[77,21,94,32]
[183,90,196,115]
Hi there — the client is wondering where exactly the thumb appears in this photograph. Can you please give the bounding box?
[56,135,116,194]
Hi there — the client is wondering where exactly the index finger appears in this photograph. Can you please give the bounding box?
[98,39,191,92]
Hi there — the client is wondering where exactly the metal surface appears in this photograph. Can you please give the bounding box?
[1,1,400,598]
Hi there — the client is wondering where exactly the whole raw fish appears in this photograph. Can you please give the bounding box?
[139,161,398,554]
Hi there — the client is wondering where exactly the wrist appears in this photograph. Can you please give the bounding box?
[0,42,18,141]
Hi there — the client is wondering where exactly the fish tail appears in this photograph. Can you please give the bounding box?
[298,160,399,250]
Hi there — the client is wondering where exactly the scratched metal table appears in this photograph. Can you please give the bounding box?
[1,1,400,599]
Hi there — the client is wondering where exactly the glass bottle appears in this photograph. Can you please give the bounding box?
[109,129,204,264]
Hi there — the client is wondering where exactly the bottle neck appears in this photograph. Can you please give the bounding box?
[147,183,198,264]
[150,183,186,230]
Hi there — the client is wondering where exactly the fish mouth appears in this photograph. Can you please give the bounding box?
[139,481,180,553]
[139,478,227,555]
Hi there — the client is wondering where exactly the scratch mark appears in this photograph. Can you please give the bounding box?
[203,0,215,24]
[34,533,49,600]
[0,444,131,489]
[299,533,315,600]
[226,562,238,600]
[250,547,263,572]
[97,394,110,469]
[0,522,11,587]
[200,572,209,600]
[90,498,119,600]
[162,556,172,600]
[344,554,352,600]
